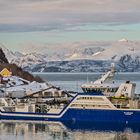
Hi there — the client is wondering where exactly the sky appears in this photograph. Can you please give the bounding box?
[0,0,140,52]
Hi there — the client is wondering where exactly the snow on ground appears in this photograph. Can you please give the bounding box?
[3,76,30,88]
[2,75,49,95]
[5,81,49,93]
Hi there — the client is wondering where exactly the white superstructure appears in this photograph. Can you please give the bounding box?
[81,63,119,96]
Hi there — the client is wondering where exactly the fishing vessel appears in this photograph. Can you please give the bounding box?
[81,63,120,96]
[1,80,140,124]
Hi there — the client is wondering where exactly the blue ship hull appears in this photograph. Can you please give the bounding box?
[1,108,140,124]
[62,109,140,124]
[1,92,140,124]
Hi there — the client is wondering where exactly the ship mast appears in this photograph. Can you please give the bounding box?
[94,63,115,84]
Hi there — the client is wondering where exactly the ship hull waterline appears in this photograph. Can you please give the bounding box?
[1,108,140,125]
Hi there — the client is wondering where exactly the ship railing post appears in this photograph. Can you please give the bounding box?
[76,81,79,93]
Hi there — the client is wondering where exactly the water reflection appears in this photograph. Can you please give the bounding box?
[0,121,140,140]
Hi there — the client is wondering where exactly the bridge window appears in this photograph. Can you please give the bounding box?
[70,104,111,109]
[77,97,104,101]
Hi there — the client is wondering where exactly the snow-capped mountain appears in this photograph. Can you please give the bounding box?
[11,52,46,68]
[92,39,140,61]
[65,47,104,60]
[14,51,24,58]
[1,39,140,72]
[24,55,140,72]
[26,39,140,72]
[0,43,17,63]
[0,44,47,71]
[1,43,106,66]
[0,49,8,64]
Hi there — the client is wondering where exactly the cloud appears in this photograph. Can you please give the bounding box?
[0,24,66,32]
[0,0,140,32]
[0,22,132,33]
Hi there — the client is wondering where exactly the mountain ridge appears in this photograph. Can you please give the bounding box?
[1,39,140,72]
[0,46,43,82]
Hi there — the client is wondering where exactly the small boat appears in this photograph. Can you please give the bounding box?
[1,80,140,124]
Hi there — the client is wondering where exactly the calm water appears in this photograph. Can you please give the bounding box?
[1,73,140,140]
[1,121,140,140]
[36,72,140,93]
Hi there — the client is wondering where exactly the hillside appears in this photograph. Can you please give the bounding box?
[0,48,9,63]
[0,47,43,82]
